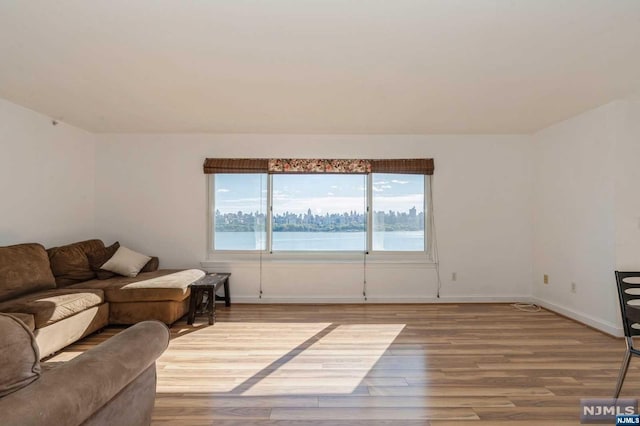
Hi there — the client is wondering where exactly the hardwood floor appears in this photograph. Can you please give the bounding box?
[48,303,635,425]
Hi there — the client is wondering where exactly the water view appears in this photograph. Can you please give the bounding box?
[215,231,424,251]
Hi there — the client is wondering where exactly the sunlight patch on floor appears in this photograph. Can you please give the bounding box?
[242,323,406,396]
[156,322,332,393]
[44,351,84,362]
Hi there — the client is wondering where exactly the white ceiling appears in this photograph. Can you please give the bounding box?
[1,0,639,134]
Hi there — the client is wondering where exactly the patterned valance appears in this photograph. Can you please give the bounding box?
[204,158,433,175]
[268,159,371,174]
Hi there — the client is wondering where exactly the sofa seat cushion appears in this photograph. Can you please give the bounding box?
[0,289,105,329]
[0,243,56,302]
[70,269,205,303]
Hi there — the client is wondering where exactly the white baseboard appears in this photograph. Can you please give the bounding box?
[227,295,531,304]
[531,296,623,337]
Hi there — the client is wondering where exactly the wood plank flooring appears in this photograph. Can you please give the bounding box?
[47,303,637,425]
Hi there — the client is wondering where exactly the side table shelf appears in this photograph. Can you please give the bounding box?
[187,273,231,325]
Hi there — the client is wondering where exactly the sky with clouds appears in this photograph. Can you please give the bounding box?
[213,173,424,215]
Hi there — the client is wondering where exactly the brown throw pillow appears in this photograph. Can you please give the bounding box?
[140,256,159,273]
[87,242,120,280]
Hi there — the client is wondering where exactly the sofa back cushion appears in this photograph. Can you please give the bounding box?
[0,313,41,396]
[87,241,120,280]
[47,239,105,287]
[0,243,56,302]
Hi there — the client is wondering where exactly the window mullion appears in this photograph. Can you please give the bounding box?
[267,174,273,254]
[366,174,372,254]
[209,174,215,252]
[425,175,432,260]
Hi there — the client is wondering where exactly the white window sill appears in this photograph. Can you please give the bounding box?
[202,252,435,266]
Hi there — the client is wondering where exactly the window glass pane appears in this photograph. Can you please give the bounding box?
[372,173,425,251]
[213,174,267,250]
[272,174,366,251]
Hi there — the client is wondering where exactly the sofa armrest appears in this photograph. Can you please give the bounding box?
[141,256,159,273]
[0,321,169,426]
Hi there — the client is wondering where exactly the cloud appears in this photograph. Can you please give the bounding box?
[272,190,293,202]
[217,193,424,215]
[372,184,392,193]
[373,194,424,212]
[215,197,267,213]
[217,188,230,193]
[327,192,335,196]
[391,179,409,184]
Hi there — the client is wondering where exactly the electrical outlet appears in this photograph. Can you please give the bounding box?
[571,282,576,293]
[543,274,549,284]
[452,272,457,281]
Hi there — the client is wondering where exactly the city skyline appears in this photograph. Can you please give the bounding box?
[215,208,424,233]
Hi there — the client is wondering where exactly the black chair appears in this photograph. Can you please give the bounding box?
[614,271,640,398]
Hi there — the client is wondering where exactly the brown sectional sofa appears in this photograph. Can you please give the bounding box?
[0,239,205,358]
[0,313,169,426]
[69,268,205,325]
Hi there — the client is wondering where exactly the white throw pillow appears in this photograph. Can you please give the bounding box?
[100,246,151,278]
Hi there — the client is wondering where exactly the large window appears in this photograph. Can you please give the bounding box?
[372,173,425,251]
[272,174,367,251]
[210,173,430,254]
[212,174,267,251]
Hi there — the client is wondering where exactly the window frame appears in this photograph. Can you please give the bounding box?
[209,173,269,253]
[207,173,433,261]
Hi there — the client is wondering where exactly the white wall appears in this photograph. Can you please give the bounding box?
[613,101,640,270]
[94,134,533,302]
[4,93,637,333]
[0,99,96,247]
[531,100,640,336]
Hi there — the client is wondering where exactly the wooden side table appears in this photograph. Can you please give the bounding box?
[187,273,231,325]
